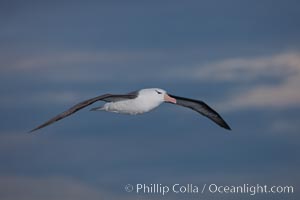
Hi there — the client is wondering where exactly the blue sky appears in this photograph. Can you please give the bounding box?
[0,1,300,199]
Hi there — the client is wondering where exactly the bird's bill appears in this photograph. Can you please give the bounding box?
[164,94,177,104]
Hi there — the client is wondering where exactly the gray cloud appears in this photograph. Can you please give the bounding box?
[168,51,300,111]
[0,175,127,200]
[3,50,300,112]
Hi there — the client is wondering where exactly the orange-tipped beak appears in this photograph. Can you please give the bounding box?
[164,94,177,104]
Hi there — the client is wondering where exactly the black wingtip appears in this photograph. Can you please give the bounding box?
[219,119,232,130]
[223,124,232,131]
[28,127,41,133]
[29,122,51,133]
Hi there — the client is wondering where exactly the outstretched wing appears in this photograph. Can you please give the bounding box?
[168,94,231,130]
[30,93,137,132]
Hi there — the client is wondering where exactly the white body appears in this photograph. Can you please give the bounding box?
[100,88,167,114]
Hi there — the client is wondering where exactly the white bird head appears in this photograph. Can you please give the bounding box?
[139,88,176,104]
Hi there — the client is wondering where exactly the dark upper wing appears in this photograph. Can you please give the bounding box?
[29,93,137,133]
[102,90,139,102]
[168,94,231,130]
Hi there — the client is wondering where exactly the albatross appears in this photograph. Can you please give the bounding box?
[30,88,231,132]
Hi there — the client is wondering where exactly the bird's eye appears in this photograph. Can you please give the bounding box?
[155,90,162,94]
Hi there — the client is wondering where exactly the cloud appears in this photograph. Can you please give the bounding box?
[170,51,300,111]
[2,48,300,111]
[0,91,86,108]
[269,118,300,135]
[0,175,132,200]
[0,50,171,84]
[220,75,300,111]
[175,52,299,82]
[0,50,157,71]
[0,176,95,200]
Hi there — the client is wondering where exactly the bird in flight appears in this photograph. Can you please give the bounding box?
[30,88,231,132]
